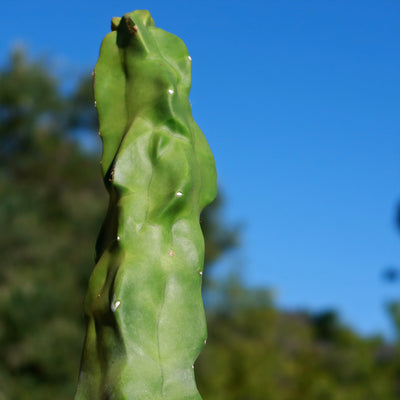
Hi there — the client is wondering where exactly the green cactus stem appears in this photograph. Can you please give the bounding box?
[74,10,217,400]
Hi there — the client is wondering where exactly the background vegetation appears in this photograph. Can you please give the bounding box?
[1,51,399,400]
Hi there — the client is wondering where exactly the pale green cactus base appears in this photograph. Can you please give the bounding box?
[74,10,217,400]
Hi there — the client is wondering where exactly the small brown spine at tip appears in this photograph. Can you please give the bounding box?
[126,18,138,34]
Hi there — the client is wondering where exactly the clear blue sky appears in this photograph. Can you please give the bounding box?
[2,0,400,337]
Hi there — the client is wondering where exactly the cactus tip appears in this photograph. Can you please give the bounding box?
[111,17,121,31]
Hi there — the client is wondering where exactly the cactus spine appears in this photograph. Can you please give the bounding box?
[74,10,217,400]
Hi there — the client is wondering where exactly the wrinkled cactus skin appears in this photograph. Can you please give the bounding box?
[74,10,217,400]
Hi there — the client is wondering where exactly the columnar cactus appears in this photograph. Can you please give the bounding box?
[74,10,217,400]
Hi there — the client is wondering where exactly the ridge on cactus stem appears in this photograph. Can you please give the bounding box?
[74,9,217,400]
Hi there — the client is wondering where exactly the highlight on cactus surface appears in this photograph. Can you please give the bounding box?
[74,10,217,400]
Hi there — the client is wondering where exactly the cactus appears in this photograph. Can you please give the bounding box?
[74,10,217,400]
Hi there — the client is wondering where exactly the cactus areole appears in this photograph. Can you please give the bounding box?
[74,10,217,400]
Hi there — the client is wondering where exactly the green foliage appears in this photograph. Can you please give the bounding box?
[0,50,105,400]
[196,289,399,400]
[75,10,217,399]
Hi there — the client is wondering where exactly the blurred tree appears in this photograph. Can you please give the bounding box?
[0,49,105,399]
[382,202,400,345]
[396,204,400,234]
[311,310,342,342]
[382,204,400,283]
[197,297,398,400]
[200,195,239,281]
